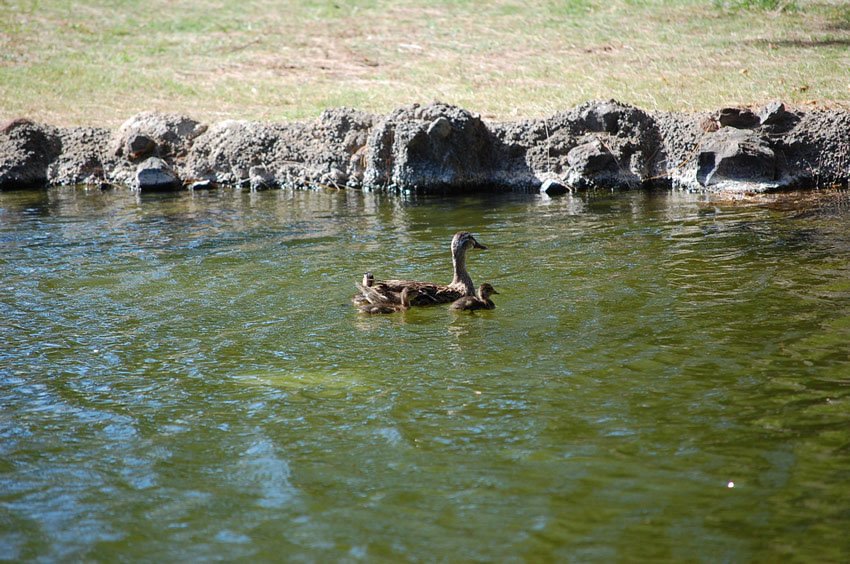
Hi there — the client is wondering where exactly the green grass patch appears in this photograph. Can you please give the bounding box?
[1,0,848,126]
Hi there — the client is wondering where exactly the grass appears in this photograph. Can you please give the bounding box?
[1,0,849,126]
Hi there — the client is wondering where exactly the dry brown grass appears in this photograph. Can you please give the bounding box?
[1,0,849,126]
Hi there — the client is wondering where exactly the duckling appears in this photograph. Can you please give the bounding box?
[358,287,421,314]
[351,272,376,306]
[353,231,487,307]
[450,283,499,311]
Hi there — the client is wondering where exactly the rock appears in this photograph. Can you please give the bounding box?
[580,100,622,133]
[127,133,156,161]
[187,179,216,190]
[314,108,376,187]
[716,107,760,129]
[758,101,785,124]
[113,112,207,160]
[696,128,777,189]
[491,100,663,191]
[0,121,61,189]
[322,167,348,187]
[48,127,114,186]
[248,166,275,190]
[757,101,799,132]
[183,109,374,190]
[135,157,181,191]
[363,102,495,191]
[700,115,720,133]
[427,117,452,139]
[1,118,36,134]
[563,136,647,190]
[568,139,619,175]
[3,101,850,194]
[539,178,569,195]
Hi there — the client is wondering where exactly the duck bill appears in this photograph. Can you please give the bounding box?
[472,240,487,250]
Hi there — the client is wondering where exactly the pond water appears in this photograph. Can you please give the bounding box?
[2,186,850,561]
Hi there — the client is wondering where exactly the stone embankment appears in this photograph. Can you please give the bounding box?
[1,100,848,194]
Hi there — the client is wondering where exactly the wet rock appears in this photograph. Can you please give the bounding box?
[717,107,760,129]
[135,157,181,191]
[322,167,348,187]
[188,179,216,190]
[249,166,275,190]
[0,120,61,189]
[539,178,569,196]
[697,128,777,189]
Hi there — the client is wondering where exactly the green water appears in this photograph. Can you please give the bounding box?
[2,187,850,561]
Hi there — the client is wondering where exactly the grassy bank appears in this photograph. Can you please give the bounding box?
[1,0,849,126]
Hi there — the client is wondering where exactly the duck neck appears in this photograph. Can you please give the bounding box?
[450,248,474,295]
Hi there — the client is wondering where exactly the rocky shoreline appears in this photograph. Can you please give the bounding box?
[1,100,848,194]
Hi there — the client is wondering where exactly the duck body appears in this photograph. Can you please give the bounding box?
[365,279,470,306]
[450,283,499,311]
[353,231,486,308]
[358,287,420,314]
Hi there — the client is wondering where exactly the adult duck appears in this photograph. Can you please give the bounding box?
[450,283,499,311]
[354,231,487,307]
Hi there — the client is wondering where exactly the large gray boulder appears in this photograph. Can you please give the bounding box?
[363,102,495,191]
[493,99,663,191]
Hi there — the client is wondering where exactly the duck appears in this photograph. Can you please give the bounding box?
[358,287,421,314]
[351,272,375,307]
[354,231,487,307]
[450,283,499,311]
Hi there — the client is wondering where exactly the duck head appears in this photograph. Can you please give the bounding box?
[451,231,487,254]
[399,286,421,307]
[478,283,499,299]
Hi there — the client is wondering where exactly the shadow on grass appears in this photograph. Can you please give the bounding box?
[749,37,850,48]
